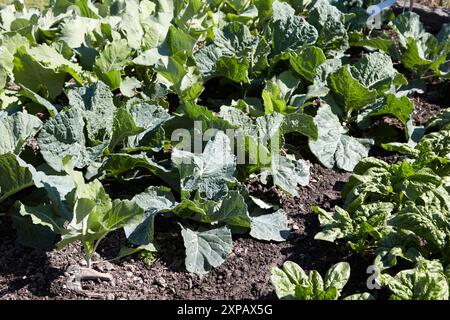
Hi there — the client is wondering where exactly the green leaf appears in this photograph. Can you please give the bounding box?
[18,203,66,234]
[382,142,418,157]
[57,164,144,260]
[309,270,325,298]
[281,261,309,286]
[351,52,407,93]
[262,71,299,114]
[271,260,353,300]
[391,12,448,77]
[209,190,251,228]
[102,153,178,190]
[153,55,204,101]
[308,0,348,51]
[401,38,435,71]
[313,206,354,242]
[289,46,326,82]
[389,203,448,251]
[194,22,263,81]
[214,56,249,83]
[219,105,257,136]
[67,81,115,143]
[271,261,309,299]
[309,104,374,171]
[0,34,29,88]
[270,155,310,196]
[18,86,58,116]
[26,43,84,84]
[120,77,142,98]
[262,80,288,115]
[120,0,144,50]
[282,112,318,140]
[273,266,296,299]
[324,262,350,293]
[181,225,233,274]
[168,102,236,136]
[143,0,174,48]
[38,107,107,172]
[370,94,414,127]
[382,260,449,300]
[0,111,41,155]
[0,153,34,204]
[426,108,450,131]
[109,107,145,152]
[250,209,289,241]
[271,1,318,55]
[126,99,171,149]
[329,66,377,115]
[94,39,132,90]
[166,25,197,57]
[59,15,100,48]
[13,47,67,99]
[172,131,237,199]
[124,186,178,245]
[344,293,375,300]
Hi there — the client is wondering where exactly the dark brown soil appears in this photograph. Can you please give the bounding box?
[412,96,443,126]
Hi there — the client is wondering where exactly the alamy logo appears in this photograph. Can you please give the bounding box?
[367,0,398,28]
[366,265,382,290]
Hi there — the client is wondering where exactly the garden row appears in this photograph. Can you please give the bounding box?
[0,0,449,299]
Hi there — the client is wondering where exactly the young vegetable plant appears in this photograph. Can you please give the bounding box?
[59,162,144,268]
[390,12,450,79]
[270,261,373,300]
[22,158,144,295]
[313,128,450,298]
[380,259,450,300]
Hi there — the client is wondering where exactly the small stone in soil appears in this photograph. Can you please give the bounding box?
[155,277,167,287]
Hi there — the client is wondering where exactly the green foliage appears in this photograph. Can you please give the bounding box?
[313,127,450,299]
[271,260,373,300]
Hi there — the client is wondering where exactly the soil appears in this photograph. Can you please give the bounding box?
[412,95,443,125]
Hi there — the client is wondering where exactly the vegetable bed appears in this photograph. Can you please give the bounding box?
[0,0,449,300]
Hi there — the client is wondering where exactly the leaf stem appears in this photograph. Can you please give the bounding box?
[84,234,108,269]
[420,74,437,80]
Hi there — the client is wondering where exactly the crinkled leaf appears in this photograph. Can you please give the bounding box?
[38,107,107,171]
[67,81,115,143]
[172,131,236,199]
[329,66,377,115]
[351,52,407,93]
[270,155,310,196]
[271,1,318,55]
[0,111,41,155]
